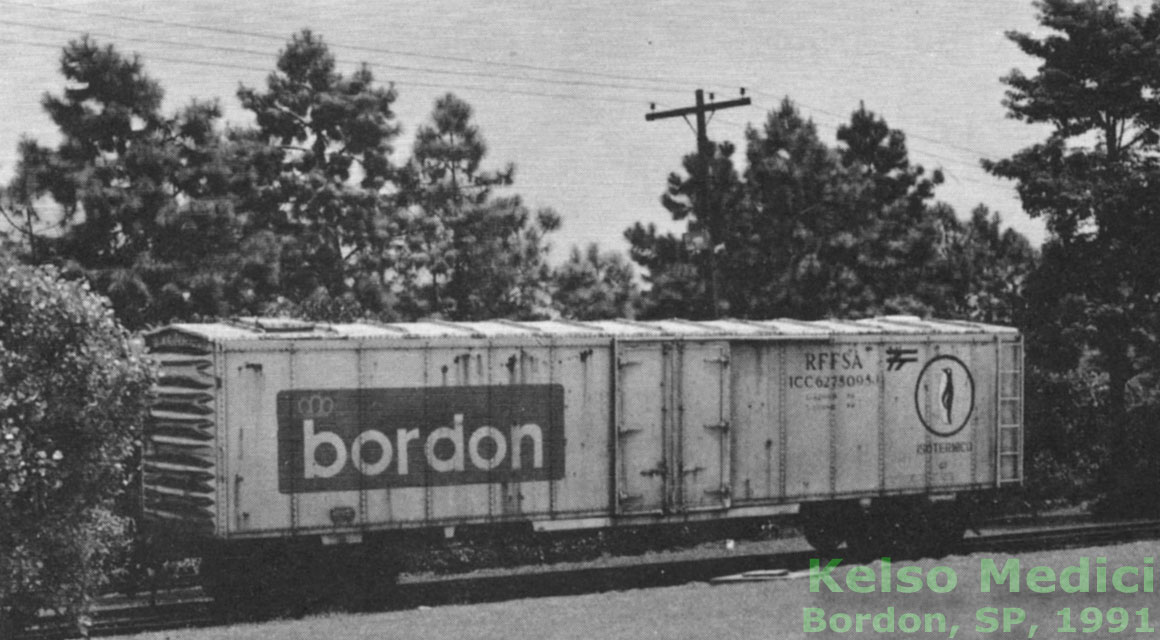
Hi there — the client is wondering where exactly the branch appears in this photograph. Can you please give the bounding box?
[273,103,314,131]
[0,204,33,236]
[1123,126,1156,151]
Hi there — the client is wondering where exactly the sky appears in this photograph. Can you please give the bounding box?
[0,0,1055,261]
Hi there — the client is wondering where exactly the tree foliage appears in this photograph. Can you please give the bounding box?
[984,0,1160,509]
[0,265,153,635]
[628,99,1034,323]
[393,93,558,320]
[5,36,279,328]
[551,243,639,320]
[6,34,562,326]
[237,29,400,312]
[625,137,740,319]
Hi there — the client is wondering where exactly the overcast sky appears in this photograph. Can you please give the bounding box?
[0,0,1053,259]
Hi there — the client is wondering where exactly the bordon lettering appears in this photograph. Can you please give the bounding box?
[276,385,566,493]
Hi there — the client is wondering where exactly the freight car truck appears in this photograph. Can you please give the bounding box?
[143,316,1022,602]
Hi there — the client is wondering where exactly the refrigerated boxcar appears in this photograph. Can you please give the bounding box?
[143,315,1022,598]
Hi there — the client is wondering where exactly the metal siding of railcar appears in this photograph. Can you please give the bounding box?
[219,335,613,538]
[139,329,224,539]
[673,340,733,511]
[418,337,614,525]
[424,341,492,524]
[548,339,615,518]
[737,332,1009,505]
[611,340,667,514]
[879,334,1000,494]
[213,342,227,537]
[777,339,843,500]
[222,342,360,535]
[174,321,1022,540]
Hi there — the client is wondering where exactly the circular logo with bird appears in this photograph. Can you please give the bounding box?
[914,355,974,437]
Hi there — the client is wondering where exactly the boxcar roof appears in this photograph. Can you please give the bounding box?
[146,315,1018,344]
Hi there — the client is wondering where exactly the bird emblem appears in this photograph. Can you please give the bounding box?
[939,368,954,424]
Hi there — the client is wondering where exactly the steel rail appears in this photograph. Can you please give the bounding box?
[20,517,1160,640]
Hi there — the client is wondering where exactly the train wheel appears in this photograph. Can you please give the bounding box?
[318,543,401,612]
[844,507,888,560]
[927,502,969,554]
[200,548,275,618]
[201,539,403,616]
[803,520,844,555]
[845,497,969,561]
[799,501,859,555]
[843,498,926,560]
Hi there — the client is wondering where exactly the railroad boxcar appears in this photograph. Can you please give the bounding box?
[143,315,1022,599]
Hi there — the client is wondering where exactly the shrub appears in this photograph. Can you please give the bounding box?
[0,265,154,635]
[1020,365,1110,509]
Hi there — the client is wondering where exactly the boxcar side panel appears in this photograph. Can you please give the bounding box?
[781,341,845,498]
[548,343,613,517]
[423,344,510,523]
[831,341,881,495]
[675,341,731,511]
[728,343,782,505]
[222,348,282,535]
[614,342,667,514]
[881,341,928,491]
[881,338,999,492]
[226,339,617,536]
[358,346,430,526]
[188,320,1021,542]
[225,347,363,534]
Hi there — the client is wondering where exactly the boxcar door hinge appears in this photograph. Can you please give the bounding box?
[703,421,730,432]
[618,491,643,503]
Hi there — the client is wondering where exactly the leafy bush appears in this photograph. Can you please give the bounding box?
[1020,365,1110,510]
[0,265,154,635]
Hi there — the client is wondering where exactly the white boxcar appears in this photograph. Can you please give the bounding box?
[143,316,1021,552]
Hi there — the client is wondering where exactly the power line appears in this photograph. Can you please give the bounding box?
[0,0,734,93]
[2,5,1016,168]
[0,38,654,106]
[0,18,696,97]
[748,90,1007,161]
[2,16,1023,181]
[744,98,1009,171]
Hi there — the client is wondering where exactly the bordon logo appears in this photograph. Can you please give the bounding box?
[277,385,565,493]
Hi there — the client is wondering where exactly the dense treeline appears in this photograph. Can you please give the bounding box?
[3,32,567,327]
[4,0,1160,630]
[626,100,1035,322]
[0,31,1036,331]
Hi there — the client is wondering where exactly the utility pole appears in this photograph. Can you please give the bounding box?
[646,89,750,318]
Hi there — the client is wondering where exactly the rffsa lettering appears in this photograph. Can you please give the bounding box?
[304,414,545,479]
[805,350,864,371]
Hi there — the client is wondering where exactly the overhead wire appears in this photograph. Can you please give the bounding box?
[0,8,1024,199]
[0,17,698,97]
[692,104,1020,196]
[748,89,1007,160]
[0,0,732,93]
[0,38,654,106]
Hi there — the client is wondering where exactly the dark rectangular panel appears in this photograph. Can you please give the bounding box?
[277,385,565,493]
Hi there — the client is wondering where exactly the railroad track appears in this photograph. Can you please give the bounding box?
[20,517,1160,640]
